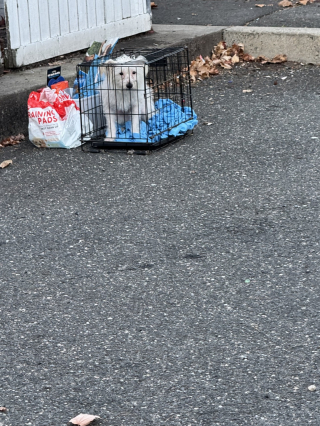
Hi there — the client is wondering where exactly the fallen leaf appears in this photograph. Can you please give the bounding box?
[270,54,287,63]
[0,160,13,169]
[256,4,266,6]
[189,69,197,82]
[243,53,255,62]
[232,54,240,63]
[0,407,7,412]
[278,0,293,6]
[150,1,157,7]
[0,133,25,148]
[209,67,219,75]
[243,89,253,93]
[189,40,288,83]
[220,62,232,69]
[256,55,269,64]
[299,0,309,4]
[69,414,101,426]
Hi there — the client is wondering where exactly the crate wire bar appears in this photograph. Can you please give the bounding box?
[77,46,197,150]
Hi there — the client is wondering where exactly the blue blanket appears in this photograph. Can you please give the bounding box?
[111,99,198,143]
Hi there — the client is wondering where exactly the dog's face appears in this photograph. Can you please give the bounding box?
[112,65,142,90]
[102,56,148,91]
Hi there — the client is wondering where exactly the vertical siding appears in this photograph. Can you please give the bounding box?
[38,0,51,41]
[105,0,115,24]
[58,0,70,35]
[17,0,31,45]
[114,0,123,21]
[96,0,105,26]
[122,0,131,19]
[4,0,20,49]
[49,0,61,38]
[87,0,97,28]
[78,0,88,30]
[4,0,151,67]
[28,0,41,43]
[68,0,79,32]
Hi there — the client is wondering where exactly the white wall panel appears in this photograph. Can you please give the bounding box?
[49,0,61,38]
[38,0,50,41]
[68,0,79,32]
[4,0,20,49]
[17,0,30,45]
[28,0,41,43]
[105,0,115,24]
[87,0,97,28]
[4,0,151,67]
[78,0,88,30]
[114,0,123,21]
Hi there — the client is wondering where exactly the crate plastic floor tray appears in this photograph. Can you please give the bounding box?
[87,131,193,151]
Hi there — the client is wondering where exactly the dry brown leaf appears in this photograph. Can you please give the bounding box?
[198,65,210,78]
[278,0,293,6]
[214,41,227,56]
[189,40,288,84]
[256,55,269,64]
[0,160,13,169]
[256,4,266,6]
[209,67,219,75]
[299,0,309,4]
[232,54,240,63]
[271,54,287,63]
[0,407,7,412]
[69,413,101,426]
[243,53,255,62]
[220,62,232,69]
[151,2,157,7]
[190,69,197,82]
[0,133,25,148]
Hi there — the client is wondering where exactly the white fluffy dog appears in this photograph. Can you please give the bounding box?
[100,54,155,139]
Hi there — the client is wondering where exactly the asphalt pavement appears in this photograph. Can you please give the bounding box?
[1,61,320,425]
[152,0,320,28]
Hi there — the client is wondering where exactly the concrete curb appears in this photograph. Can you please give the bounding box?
[224,27,320,64]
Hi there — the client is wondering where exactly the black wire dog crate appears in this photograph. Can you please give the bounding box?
[77,46,197,150]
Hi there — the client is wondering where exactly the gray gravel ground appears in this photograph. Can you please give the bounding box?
[2,63,320,425]
[152,0,320,28]
[248,3,320,27]
[152,0,282,26]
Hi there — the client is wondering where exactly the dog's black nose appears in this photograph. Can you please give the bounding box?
[126,82,133,89]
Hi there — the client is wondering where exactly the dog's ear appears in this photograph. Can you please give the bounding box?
[135,55,149,75]
[99,59,117,78]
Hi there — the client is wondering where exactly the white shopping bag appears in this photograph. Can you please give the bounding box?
[28,88,89,148]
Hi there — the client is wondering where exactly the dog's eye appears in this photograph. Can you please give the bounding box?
[132,71,136,75]
[119,72,123,76]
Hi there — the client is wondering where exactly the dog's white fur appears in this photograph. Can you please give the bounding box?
[100,55,155,139]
